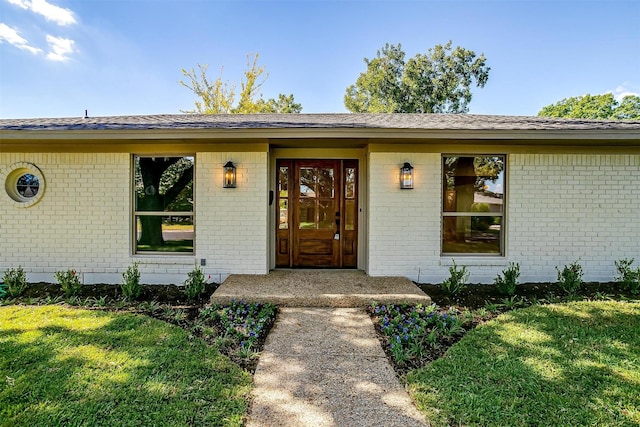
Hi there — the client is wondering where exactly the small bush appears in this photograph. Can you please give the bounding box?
[2,266,28,298]
[556,260,583,295]
[494,262,521,296]
[183,266,207,300]
[441,260,469,296]
[54,269,83,297]
[615,258,640,295]
[121,262,142,301]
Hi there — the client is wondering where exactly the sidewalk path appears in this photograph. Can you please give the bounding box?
[247,308,427,427]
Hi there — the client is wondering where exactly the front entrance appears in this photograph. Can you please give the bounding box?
[276,159,358,268]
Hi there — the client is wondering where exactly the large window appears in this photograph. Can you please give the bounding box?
[442,155,505,255]
[133,156,194,254]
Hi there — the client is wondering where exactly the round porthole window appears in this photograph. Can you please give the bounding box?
[3,163,46,207]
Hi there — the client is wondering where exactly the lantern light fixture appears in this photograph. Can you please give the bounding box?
[223,161,237,188]
[400,162,414,189]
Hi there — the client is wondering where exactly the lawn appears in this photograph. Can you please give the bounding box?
[404,300,640,426]
[0,305,252,426]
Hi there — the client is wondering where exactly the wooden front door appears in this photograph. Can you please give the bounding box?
[276,159,358,268]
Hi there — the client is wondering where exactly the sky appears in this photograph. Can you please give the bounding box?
[0,0,638,119]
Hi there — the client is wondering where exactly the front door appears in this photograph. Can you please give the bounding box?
[276,159,358,268]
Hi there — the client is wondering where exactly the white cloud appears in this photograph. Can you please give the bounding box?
[7,0,76,26]
[0,22,42,54]
[612,85,639,101]
[46,34,74,61]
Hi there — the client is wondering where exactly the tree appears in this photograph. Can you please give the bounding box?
[344,41,490,113]
[538,93,640,120]
[180,53,302,114]
[135,157,193,248]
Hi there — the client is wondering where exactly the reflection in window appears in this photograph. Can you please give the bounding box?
[344,167,356,231]
[442,156,505,255]
[279,166,289,229]
[133,156,194,253]
[16,174,39,198]
[298,166,335,229]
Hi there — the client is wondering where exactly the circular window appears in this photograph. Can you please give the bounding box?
[3,163,46,207]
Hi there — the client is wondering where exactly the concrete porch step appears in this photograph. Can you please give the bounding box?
[209,270,431,308]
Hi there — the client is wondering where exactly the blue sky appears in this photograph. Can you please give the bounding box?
[1,0,638,118]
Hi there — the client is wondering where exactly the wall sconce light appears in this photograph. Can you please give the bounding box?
[400,162,414,189]
[223,161,237,188]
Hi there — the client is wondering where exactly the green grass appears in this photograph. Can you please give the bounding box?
[137,239,193,252]
[405,300,640,426]
[0,305,251,426]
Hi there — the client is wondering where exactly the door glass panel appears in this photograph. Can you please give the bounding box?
[299,167,316,197]
[299,199,316,229]
[318,200,333,229]
[279,166,289,198]
[279,199,288,229]
[345,200,356,231]
[345,167,356,199]
[317,168,335,198]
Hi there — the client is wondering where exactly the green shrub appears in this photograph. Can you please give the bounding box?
[54,269,83,297]
[556,260,583,295]
[494,262,520,296]
[614,258,640,295]
[121,262,142,300]
[183,266,207,300]
[441,260,469,295]
[2,266,28,298]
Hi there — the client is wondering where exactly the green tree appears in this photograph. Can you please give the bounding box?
[538,93,640,120]
[180,53,302,114]
[344,41,490,113]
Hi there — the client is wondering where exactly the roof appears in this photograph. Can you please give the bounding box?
[2,113,640,132]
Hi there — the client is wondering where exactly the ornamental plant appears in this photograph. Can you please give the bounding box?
[200,300,277,355]
[121,262,142,301]
[373,303,465,367]
[494,262,521,296]
[614,258,640,295]
[2,266,28,298]
[183,265,207,300]
[556,260,583,296]
[441,260,469,295]
[54,269,83,297]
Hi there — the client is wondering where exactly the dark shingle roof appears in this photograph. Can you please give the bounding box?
[2,113,639,132]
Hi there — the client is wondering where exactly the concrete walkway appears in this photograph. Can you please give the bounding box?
[247,307,428,427]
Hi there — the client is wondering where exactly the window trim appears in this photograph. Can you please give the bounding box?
[131,154,195,255]
[441,154,507,257]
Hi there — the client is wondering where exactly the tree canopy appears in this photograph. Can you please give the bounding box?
[180,54,302,114]
[344,41,490,114]
[538,93,640,120]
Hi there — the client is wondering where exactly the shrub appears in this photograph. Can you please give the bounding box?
[614,258,640,295]
[556,260,583,295]
[494,262,521,296]
[441,260,469,296]
[183,266,207,300]
[54,269,83,297]
[2,266,28,298]
[121,262,142,300]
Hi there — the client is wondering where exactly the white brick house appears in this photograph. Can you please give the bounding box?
[1,114,639,285]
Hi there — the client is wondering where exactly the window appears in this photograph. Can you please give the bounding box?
[3,162,46,207]
[133,156,194,254]
[442,155,505,255]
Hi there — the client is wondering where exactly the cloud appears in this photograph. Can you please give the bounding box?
[7,0,76,26]
[45,34,74,61]
[612,85,639,101]
[0,22,42,54]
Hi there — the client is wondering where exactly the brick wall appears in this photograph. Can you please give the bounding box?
[368,153,640,284]
[1,152,268,285]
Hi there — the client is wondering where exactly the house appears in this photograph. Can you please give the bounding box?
[1,113,639,285]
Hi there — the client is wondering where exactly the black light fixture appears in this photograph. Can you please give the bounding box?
[400,162,414,189]
[223,161,237,188]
